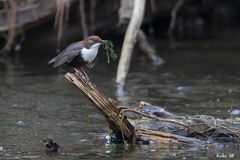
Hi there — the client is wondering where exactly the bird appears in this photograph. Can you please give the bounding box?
[48,35,107,80]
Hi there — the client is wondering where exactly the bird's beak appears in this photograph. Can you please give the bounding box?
[102,40,108,43]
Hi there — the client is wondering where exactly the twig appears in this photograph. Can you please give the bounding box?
[136,129,203,144]
[193,115,240,137]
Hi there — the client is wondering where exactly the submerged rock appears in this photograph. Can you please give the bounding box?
[42,138,61,153]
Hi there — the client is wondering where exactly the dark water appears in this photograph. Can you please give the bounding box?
[0,29,240,159]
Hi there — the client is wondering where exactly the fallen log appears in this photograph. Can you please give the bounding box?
[63,68,240,148]
[64,70,209,146]
[131,103,240,143]
[64,71,135,142]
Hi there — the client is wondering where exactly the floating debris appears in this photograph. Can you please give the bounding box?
[16,120,26,126]
[231,109,240,117]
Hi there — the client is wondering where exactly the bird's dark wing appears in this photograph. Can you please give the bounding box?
[48,42,83,68]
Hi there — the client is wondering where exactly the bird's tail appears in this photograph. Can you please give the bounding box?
[48,58,56,65]
[48,57,57,66]
[48,56,62,68]
[48,53,69,68]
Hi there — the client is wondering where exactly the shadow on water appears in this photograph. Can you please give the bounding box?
[0,28,240,159]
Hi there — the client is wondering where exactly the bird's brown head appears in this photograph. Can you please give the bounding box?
[82,35,107,49]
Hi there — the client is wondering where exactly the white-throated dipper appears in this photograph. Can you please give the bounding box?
[48,36,107,77]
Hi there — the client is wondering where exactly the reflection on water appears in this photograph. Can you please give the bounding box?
[0,29,240,159]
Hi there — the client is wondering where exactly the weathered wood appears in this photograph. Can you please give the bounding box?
[136,129,203,145]
[64,71,135,140]
[64,71,204,146]
[133,102,240,140]
[64,71,240,146]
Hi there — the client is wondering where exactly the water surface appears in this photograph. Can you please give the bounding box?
[0,28,240,159]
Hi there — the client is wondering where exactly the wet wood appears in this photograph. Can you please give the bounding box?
[136,129,203,145]
[64,70,206,146]
[132,102,240,141]
[64,71,135,140]
[64,70,240,146]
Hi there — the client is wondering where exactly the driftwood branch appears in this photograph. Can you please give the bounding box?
[133,102,240,142]
[64,71,134,140]
[64,71,210,145]
[63,69,240,146]
[116,0,146,86]
[116,0,164,96]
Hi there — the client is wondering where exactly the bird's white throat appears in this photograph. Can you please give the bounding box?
[81,43,101,63]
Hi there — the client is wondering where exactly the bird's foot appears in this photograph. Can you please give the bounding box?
[84,75,90,84]
[80,68,90,84]
[74,68,90,84]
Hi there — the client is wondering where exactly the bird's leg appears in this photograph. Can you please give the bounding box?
[80,67,90,83]
[74,67,84,76]
[74,67,89,83]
